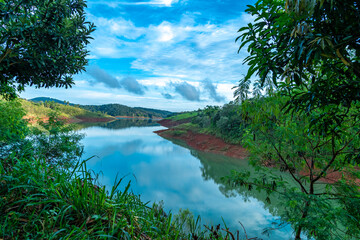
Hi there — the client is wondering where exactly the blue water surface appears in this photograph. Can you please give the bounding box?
[78,119,293,239]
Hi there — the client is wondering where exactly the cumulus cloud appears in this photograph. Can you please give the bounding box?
[86,66,145,95]
[202,78,225,102]
[120,76,145,95]
[87,65,121,89]
[162,93,173,99]
[173,82,200,101]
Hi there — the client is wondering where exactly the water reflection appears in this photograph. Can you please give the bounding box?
[76,118,159,130]
[79,120,292,239]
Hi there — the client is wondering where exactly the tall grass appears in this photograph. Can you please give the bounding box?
[1,153,178,239]
[0,153,248,239]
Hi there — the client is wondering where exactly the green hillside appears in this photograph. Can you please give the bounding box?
[81,104,173,118]
[30,97,70,105]
[22,98,113,121]
[31,97,174,119]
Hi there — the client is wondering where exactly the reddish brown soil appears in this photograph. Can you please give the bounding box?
[300,168,360,184]
[156,120,359,185]
[23,116,49,124]
[155,128,249,159]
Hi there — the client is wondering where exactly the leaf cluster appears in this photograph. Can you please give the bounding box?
[0,0,95,99]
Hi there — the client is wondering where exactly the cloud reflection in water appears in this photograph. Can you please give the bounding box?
[79,121,292,239]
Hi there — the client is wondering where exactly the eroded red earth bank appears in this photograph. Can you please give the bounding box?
[155,119,248,160]
[156,119,359,184]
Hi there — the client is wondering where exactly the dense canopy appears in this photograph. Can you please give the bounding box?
[0,0,95,99]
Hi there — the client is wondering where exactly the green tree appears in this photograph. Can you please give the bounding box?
[237,0,360,111]
[227,95,360,239]
[232,0,360,238]
[0,0,95,99]
[0,99,28,147]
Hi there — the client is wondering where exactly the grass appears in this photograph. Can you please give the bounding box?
[0,154,182,239]
[0,153,248,240]
[20,99,57,118]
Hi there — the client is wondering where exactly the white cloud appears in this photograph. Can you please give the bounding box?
[156,22,175,42]
[155,0,178,7]
[20,10,256,111]
[83,11,256,106]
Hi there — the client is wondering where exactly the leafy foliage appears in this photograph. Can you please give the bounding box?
[237,0,360,121]
[192,104,245,143]
[30,113,84,166]
[189,93,360,239]
[0,99,28,145]
[0,0,95,99]
[232,1,360,238]
[227,95,360,239]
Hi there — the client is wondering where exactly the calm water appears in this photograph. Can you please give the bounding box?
[78,119,293,239]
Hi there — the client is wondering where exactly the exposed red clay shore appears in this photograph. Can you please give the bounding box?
[155,119,248,159]
[156,119,359,184]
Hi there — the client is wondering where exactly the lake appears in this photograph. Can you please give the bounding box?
[78,119,293,239]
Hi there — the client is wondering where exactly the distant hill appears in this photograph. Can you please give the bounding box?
[30,97,72,105]
[30,97,174,119]
[22,98,114,123]
[80,104,173,119]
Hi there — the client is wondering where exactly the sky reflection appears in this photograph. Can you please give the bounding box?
[79,121,293,239]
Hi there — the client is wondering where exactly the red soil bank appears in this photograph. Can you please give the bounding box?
[155,128,248,159]
[156,120,359,184]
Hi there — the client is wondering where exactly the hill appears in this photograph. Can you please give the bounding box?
[30,97,71,105]
[81,104,173,118]
[30,97,174,119]
[22,98,114,123]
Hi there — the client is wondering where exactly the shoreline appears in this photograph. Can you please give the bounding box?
[155,119,249,160]
[155,119,358,184]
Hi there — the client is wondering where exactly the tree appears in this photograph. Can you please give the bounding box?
[232,0,360,239]
[0,99,28,148]
[237,0,360,113]
[226,95,360,239]
[0,0,95,99]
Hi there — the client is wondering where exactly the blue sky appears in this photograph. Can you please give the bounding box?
[21,0,256,112]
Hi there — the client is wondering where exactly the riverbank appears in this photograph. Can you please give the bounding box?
[155,119,248,160]
[155,119,359,184]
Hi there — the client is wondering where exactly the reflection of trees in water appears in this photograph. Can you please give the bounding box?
[159,138,286,217]
[77,118,160,130]
[191,149,287,217]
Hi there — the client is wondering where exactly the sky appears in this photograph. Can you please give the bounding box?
[21,0,256,112]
